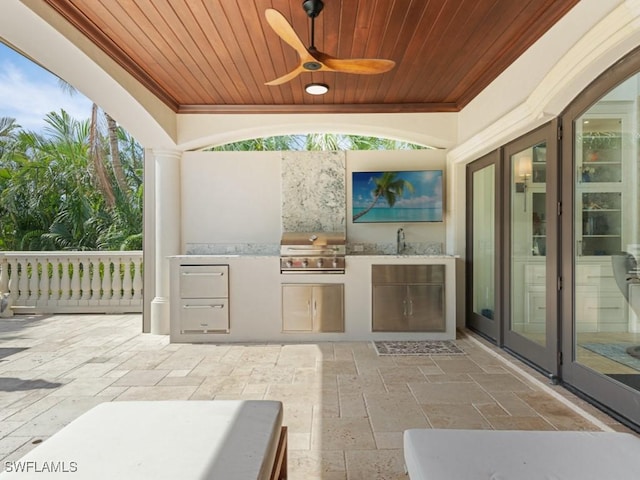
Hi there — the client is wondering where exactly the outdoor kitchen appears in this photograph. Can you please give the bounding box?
[169,148,457,343]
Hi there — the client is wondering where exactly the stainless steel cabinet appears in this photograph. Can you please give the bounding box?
[282,284,344,332]
[372,265,445,332]
[179,265,229,333]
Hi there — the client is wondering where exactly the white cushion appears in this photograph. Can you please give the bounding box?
[404,429,640,480]
[1,400,283,479]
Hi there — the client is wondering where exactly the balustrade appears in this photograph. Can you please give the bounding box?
[0,251,143,314]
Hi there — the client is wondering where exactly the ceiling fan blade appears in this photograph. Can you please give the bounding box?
[265,9,310,60]
[321,56,396,74]
[265,65,307,86]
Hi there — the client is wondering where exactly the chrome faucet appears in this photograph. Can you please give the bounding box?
[396,228,405,254]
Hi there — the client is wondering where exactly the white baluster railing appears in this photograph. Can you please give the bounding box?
[0,251,143,314]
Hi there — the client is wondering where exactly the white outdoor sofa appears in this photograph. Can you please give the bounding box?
[0,400,287,479]
[404,428,640,480]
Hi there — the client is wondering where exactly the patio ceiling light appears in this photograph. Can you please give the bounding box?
[305,83,329,95]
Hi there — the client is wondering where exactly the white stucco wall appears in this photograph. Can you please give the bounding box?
[181,151,283,249]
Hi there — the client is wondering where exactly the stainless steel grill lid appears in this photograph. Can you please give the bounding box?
[280,232,346,246]
[280,231,346,273]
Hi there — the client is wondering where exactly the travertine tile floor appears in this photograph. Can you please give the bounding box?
[0,314,636,479]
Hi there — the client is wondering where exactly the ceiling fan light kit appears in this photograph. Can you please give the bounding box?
[264,1,395,88]
[305,83,329,95]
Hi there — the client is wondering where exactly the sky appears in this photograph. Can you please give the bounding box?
[0,42,93,132]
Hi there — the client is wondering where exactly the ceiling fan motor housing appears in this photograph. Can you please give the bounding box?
[303,0,324,18]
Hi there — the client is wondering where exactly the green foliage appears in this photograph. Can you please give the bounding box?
[207,134,427,151]
[0,111,143,251]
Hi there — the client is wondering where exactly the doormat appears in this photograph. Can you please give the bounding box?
[581,343,640,372]
[373,340,465,356]
[606,374,640,392]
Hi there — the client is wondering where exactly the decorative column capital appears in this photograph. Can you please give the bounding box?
[150,148,182,161]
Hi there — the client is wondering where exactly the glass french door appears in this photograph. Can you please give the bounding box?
[561,67,640,427]
[503,122,559,375]
[467,152,500,341]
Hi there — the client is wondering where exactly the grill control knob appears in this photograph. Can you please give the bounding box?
[332,258,339,268]
[285,259,293,268]
[316,258,324,268]
[302,259,309,267]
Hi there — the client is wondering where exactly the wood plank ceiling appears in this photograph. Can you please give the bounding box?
[42,0,579,114]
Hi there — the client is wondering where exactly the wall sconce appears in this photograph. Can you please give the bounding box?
[515,156,532,211]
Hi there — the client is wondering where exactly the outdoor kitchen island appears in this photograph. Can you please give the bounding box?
[169,254,457,343]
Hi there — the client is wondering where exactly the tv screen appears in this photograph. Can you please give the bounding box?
[352,170,443,223]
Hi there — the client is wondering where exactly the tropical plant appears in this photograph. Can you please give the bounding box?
[208,134,426,151]
[0,110,143,251]
[352,171,415,221]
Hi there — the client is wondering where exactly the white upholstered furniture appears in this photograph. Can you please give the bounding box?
[404,429,640,480]
[0,400,287,479]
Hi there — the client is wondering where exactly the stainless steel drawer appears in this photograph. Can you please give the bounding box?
[372,264,445,284]
[180,265,228,298]
[180,299,229,332]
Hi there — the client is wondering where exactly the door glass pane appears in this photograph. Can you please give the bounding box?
[511,142,547,346]
[574,76,640,390]
[472,165,495,319]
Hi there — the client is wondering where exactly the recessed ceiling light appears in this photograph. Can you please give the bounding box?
[305,83,329,95]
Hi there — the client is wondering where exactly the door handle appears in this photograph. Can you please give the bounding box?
[182,272,224,276]
[183,304,224,309]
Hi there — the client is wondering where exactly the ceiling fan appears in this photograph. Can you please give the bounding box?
[264,0,396,86]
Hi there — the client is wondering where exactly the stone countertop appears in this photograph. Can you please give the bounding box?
[171,254,458,259]
[347,254,458,258]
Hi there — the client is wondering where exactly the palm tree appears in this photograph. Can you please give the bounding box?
[352,171,415,221]
[208,134,426,151]
[0,110,144,251]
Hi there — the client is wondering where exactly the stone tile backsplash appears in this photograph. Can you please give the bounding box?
[281,151,346,233]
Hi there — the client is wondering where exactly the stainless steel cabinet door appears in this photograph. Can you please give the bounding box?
[282,284,344,332]
[282,285,314,331]
[313,284,344,332]
[372,285,408,331]
[406,285,445,332]
[372,284,445,332]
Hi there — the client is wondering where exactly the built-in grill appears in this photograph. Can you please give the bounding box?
[280,232,346,274]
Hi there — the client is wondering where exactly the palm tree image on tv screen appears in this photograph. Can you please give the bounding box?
[352,170,443,223]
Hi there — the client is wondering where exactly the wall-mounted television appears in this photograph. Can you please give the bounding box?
[352,170,443,223]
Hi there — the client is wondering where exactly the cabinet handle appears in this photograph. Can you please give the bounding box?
[183,304,224,309]
[407,299,413,316]
[587,306,620,310]
[182,272,224,276]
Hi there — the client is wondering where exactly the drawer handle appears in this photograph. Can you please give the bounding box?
[184,304,225,309]
[587,306,620,310]
[182,272,224,276]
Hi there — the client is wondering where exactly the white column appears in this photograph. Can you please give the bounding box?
[150,149,182,334]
